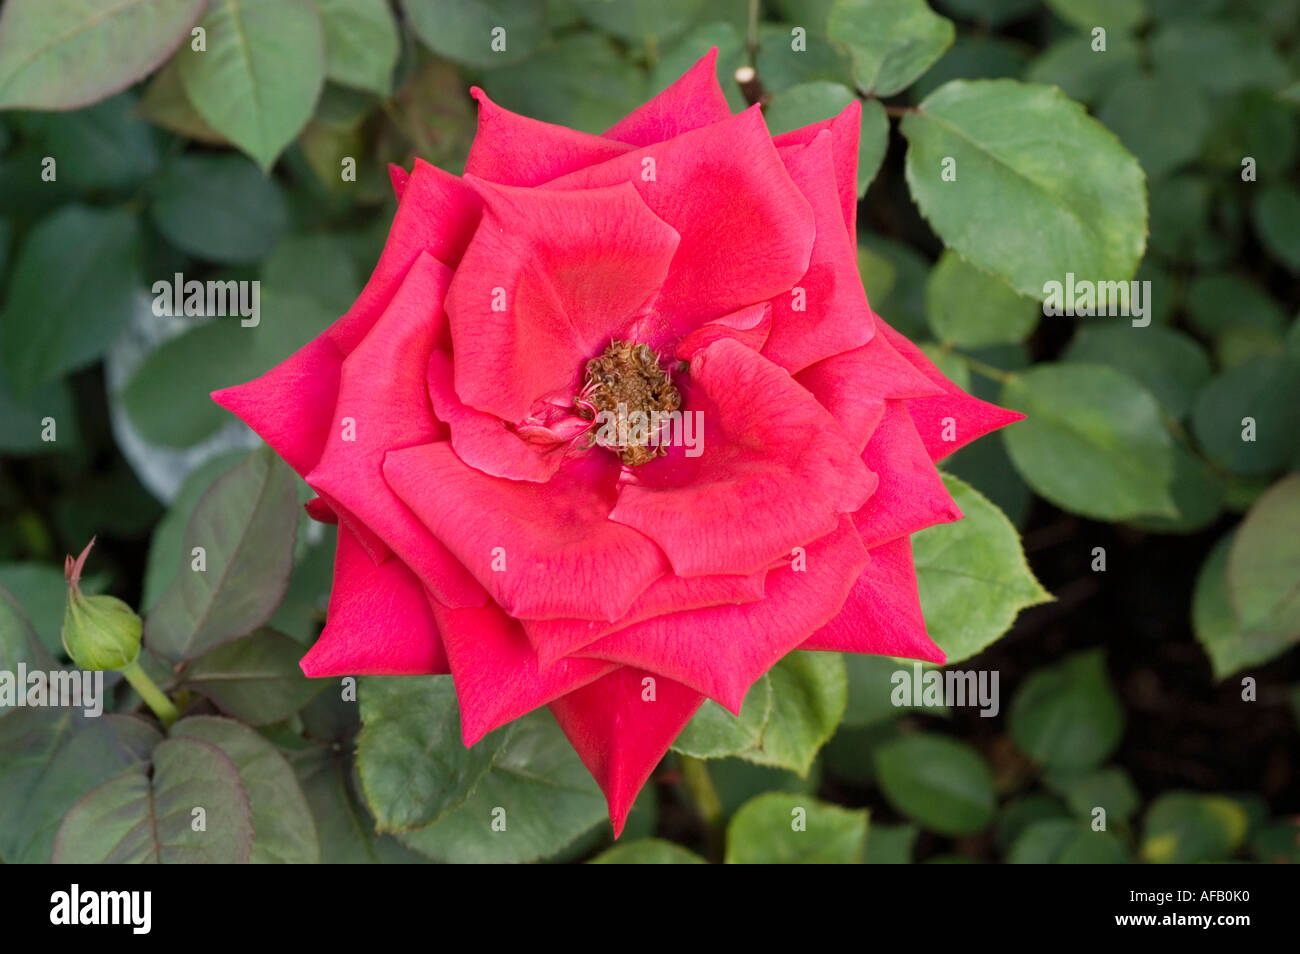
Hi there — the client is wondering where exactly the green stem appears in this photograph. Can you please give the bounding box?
[121,660,180,727]
[952,351,1016,384]
[680,755,724,859]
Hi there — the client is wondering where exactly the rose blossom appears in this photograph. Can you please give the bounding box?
[213,50,1022,834]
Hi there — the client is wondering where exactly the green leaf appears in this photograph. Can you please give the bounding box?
[901,80,1147,300]
[1008,819,1128,863]
[0,205,141,396]
[1191,355,1300,477]
[402,0,546,68]
[1008,650,1124,771]
[479,33,646,134]
[1023,33,1141,105]
[138,57,228,144]
[1252,185,1300,272]
[179,628,324,725]
[1150,20,1288,96]
[317,0,398,95]
[936,0,1037,26]
[0,562,107,656]
[397,707,607,863]
[1126,440,1224,535]
[18,92,160,190]
[590,838,708,864]
[864,822,918,863]
[1193,530,1294,678]
[1226,474,1300,642]
[171,715,319,863]
[738,651,846,775]
[0,0,206,110]
[1063,325,1212,419]
[178,0,327,171]
[912,473,1050,664]
[910,34,1029,102]
[673,673,772,759]
[1097,73,1210,180]
[142,452,246,610]
[1043,766,1140,824]
[1045,0,1145,32]
[1141,792,1248,863]
[52,736,253,863]
[655,22,747,111]
[1001,363,1177,520]
[828,0,954,97]
[0,583,56,674]
[763,82,888,196]
[873,733,996,835]
[357,675,505,832]
[0,711,159,863]
[145,446,300,662]
[1185,273,1287,341]
[756,21,855,95]
[925,250,1039,347]
[725,792,867,863]
[573,0,704,44]
[843,653,939,726]
[150,154,288,265]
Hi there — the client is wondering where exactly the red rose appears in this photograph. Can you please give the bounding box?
[213,50,1021,833]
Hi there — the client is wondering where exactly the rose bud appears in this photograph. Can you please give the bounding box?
[61,538,141,672]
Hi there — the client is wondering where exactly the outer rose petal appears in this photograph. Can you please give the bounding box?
[300,527,449,677]
[521,569,768,668]
[603,47,732,146]
[578,516,870,712]
[383,442,668,621]
[610,338,875,577]
[466,87,634,187]
[854,400,962,549]
[426,597,614,746]
[445,177,681,424]
[549,667,704,836]
[771,98,862,241]
[764,129,873,373]
[306,251,484,608]
[876,319,1025,460]
[546,107,816,332]
[800,535,946,664]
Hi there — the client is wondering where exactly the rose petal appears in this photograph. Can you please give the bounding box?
[306,251,484,608]
[800,535,946,664]
[771,98,861,240]
[610,338,875,577]
[854,400,962,549]
[546,107,815,331]
[383,441,668,621]
[673,302,771,361]
[300,526,449,677]
[763,129,873,373]
[445,177,681,424]
[426,597,614,745]
[549,666,704,836]
[465,87,635,186]
[578,516,870,712]
[603,47,732,146]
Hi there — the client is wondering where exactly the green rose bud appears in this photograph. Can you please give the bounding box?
[61,538,141,671]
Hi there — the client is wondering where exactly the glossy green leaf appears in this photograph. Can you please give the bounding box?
[1141,793,1248,863]
[0,562,106,656]
[52,736,253,863]
[1009,650,1124,771]
[925,250,1039,347]
[725,792,867,863]
[0,583,56,674]
[1226,474,1300,641]
[864,822,918,863]
[1063,325,1211,419]
[0,0,206,110]
[902,80,1146,300]
[1001,363,1177,520]
[180,628,324,725]
[1252,185,1300,272]
[138,57,227,144]
[357,675,505,832]
[756,20,854,95]
[913,474,1050,664]
[317,0,399,95]
[1097,73,1210,180]
[1150,20,1288,96]
[1191,355,1300,477]
[762,83,888,196]
[1126,440,1224,535]
[18,92,159,190]
[1023,33,1140,105]
[1193,530,1292,678]
[590,838,708,864]
[738,651,847,775]
[0,205,141,396]
[828,0,954,97]
[178,0,327,170]
[402,0,546,68]
[873,733,996,835]
[171,715,319,863]
[150,154,288,264]
[673,672,772,759]
[145,447,300,662]
[397,708,607,863]
[1008,819,1128,863]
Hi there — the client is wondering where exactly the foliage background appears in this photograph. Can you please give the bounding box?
[0,0,1298,863]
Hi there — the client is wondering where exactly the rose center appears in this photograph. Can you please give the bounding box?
[578,340,681,466]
